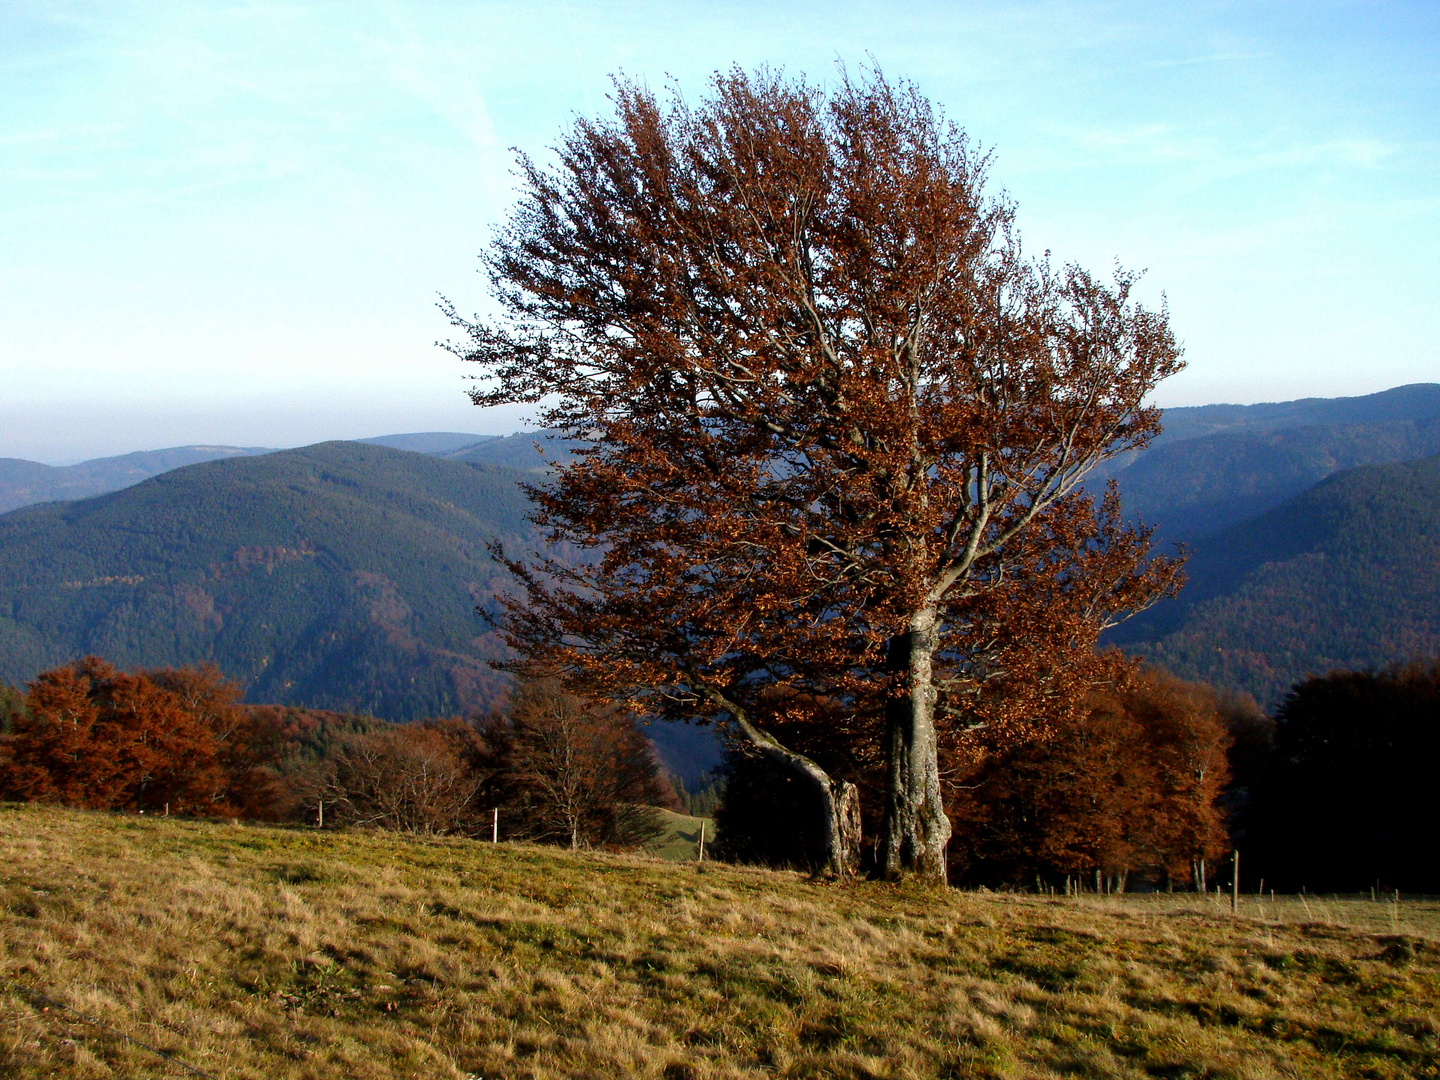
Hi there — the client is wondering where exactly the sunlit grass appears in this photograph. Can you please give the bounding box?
[647,809,714,863]
[1064,889,1440,941]
[2,803,1437,1079]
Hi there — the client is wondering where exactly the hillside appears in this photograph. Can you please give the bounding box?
[1103,417,1440,543]
[4,385,1439,719]
[1096,383,1440,543]
[0,442,541,719]
[1149,382,1440,449]
[358,431,494,455]
[4,804,1438,1079]
[8,385,1435,536]
[1110,453,1440,705]
[442,429,579,470]
[0,444,273,514]
[0,433,508,515]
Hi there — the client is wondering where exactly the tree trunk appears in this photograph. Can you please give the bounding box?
[835,779,862,876]
[879,609,951,882]
[729,715,861,879]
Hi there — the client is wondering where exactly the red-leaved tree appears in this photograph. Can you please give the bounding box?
[448,66,1183,880]
[949,667,1234,889]
[0,658,283,816]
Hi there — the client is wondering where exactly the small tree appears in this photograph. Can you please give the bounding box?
[309,724,482,834]
[449,66,1182,880]
[485,680,666,849]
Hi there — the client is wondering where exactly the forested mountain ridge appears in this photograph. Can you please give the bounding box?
[0,444,273,513]
[1101,416,1440,543]
[440,431,580,470]
[4,386,1439,721]
[0,431,523,514]
[1108,452,1440,706]
[0,442,544,719]
[9,384,1433,528]
[1095,383,1440,544]
[358,432,497,455]
[1141,382,1440,449]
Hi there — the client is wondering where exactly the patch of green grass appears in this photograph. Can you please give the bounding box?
[2,803,1439,1078]
[647,809,715,862]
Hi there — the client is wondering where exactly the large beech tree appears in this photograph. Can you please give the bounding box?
[448,68,1183,881]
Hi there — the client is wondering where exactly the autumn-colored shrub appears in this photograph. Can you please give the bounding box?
[0,660,673,852]
[295,720,486,834]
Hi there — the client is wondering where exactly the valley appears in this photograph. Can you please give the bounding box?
[3,386,1439,715]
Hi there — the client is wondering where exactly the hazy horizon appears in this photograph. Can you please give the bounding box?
[10,380,1437,469]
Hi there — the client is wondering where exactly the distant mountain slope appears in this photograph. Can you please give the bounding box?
[1148,383,1440,448]
[0,459,59,501]
[0,434,508,514]
[0,442,541,719]
[1109,453,1440,706]
[442,431,579,471]
[0,445,273,513]
[1091,383,1440,543]
[359,432,494,455]
[1105,417,1440,543]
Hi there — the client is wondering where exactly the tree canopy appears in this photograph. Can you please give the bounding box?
[1241,661,1440,893]
[0,657,279,815]
[449,66,1184,880]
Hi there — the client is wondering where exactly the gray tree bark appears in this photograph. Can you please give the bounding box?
[728,714,862,880]
[879,608,951,882]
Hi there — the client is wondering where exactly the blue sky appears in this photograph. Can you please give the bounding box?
[3,1,1437,462]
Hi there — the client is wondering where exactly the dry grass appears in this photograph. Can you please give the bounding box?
[1,804,1437,1079]
[1065,890,1440,941]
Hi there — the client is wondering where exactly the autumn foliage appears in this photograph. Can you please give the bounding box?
[0,658,670,849]
[0,657,275,816]
[448,64,1184,880]
[947,668,1245,889]
[288,683,667,844]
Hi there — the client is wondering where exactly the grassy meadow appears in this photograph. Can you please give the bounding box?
[1,804,1438,1079]
[647,810,714,863]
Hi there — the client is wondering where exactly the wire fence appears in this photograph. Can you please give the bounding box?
[1048,890,1440,939]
